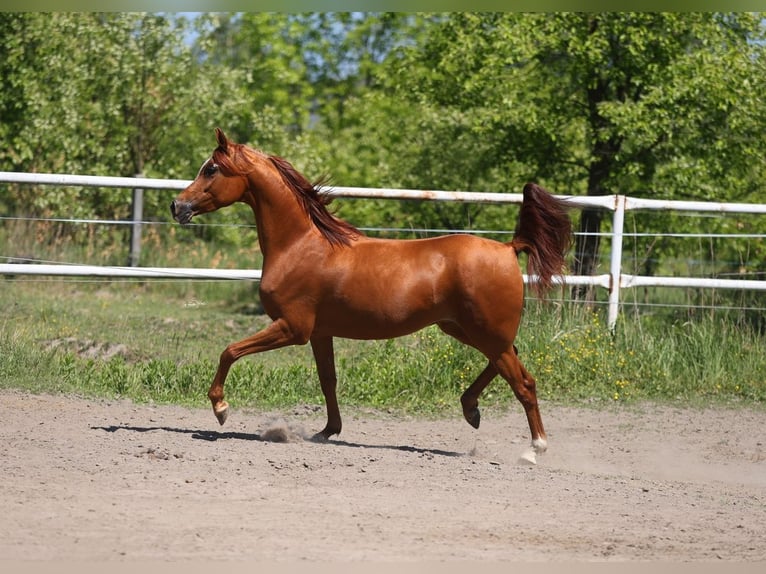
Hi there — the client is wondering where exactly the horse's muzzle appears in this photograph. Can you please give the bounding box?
[170,200,193,225]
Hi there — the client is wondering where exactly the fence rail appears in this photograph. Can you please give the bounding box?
[2,171,765,329]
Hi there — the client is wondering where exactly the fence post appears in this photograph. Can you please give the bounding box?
[607,195,626,330]
[128,174,144,267]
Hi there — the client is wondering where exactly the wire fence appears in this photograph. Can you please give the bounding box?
[1,171,765,328]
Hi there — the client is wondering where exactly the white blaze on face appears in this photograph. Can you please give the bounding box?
[197,157,214,178]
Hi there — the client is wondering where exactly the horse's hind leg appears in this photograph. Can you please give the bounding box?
[495,348,547,454]
[437,321,497,429]
[460,362,497,429]
[310,335,342,440]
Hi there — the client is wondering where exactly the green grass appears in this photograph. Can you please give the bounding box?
[1,278,764,417]
[517,303,766,404]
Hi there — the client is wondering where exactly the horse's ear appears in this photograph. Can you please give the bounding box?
[215,128,228,152]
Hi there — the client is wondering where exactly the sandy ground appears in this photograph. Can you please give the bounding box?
[1,389,764,563]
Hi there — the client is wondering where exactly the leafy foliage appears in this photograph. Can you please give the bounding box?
[0,13,246,222]
[364,13,766,280]
[1,12,764,282]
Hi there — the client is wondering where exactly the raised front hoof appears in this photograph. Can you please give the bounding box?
[213,401,229,426]
[463,408,481,430]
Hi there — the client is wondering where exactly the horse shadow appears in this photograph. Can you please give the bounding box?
[91,424,466,458]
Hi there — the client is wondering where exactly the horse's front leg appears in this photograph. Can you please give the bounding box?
[309,335,342,440]
[209,318,306,425]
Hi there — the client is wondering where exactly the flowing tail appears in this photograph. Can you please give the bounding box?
[511,183,572,298]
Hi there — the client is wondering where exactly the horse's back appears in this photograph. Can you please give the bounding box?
[344,234,522,292]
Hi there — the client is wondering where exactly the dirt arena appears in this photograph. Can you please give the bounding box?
[1,389,764,563]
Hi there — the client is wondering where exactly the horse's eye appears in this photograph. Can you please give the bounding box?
[203,163,219,177]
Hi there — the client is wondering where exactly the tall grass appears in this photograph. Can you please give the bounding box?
[518,303,765,404]
[2,218,764,413]
[1,278,764,416]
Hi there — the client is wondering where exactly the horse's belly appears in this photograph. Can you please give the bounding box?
[314,295,448,340]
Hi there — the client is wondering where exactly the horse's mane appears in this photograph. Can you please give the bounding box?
[266,155,361,248]
[211,143,360,247]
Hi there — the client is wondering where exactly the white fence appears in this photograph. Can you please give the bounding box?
[2,171,765,329]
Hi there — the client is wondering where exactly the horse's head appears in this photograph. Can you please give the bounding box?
[170,128,250,225]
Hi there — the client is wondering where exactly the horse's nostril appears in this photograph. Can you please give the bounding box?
[170,200,193,225]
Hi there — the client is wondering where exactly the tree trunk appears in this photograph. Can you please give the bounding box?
[572,207,604,302]
[574,33,622,302]
[571,143,614,302]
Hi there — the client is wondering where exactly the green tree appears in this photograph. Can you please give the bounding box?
[192,12,311,145]
[0,12,248,221]
[192,13,416,164]
[190,12,428,234]
[371,12,766,292]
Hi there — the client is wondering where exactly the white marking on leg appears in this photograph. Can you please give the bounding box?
[532,437,548,453]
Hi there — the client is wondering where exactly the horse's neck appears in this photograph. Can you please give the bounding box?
[245,170,317,260]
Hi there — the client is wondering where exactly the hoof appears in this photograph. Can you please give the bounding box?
[518,447,537,465]
[213,401,229,426]
[310,431,329,443]
[464,408,481,429]
[311,425,340,442]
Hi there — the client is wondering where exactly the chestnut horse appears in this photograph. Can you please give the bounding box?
[171,129,571,457]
